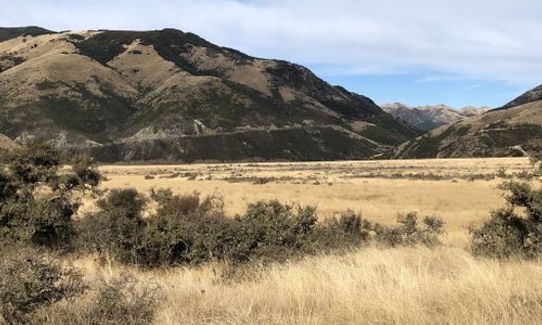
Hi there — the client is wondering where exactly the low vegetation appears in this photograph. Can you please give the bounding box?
[471,181,542,258]
[31,276,159,325]
[0,248,85,324]
[0,143,100,250]
[1,144,541,324]
[470,147,542,259]
[77,189,444,267]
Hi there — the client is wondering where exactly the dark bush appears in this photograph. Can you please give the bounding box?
[62,154,102,191]
[0,171,17,201]
[79,189,445,267]
[228,201,319,262]
[0,248,85,324]
[376,213,445,248]
[0,144,101,249]
[316,211,373,249]
[6,143,64,189]
[126,191,231,266]
[1,192,79,249]
[28,195,79,247]
[471,181,542,258]
[76,189,146,263]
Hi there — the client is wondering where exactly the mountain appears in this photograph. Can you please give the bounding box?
[494,84,542,111]
[0,27,418,162]
[0,26,53,42]
[396,86,542,158]
[382,103,487,131]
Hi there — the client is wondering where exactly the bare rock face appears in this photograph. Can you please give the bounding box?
[0,27,418,162]
[396,86,542,158]
[382,103,487,131]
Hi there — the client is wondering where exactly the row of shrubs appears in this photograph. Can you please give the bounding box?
[5,143,541,265]
[76,188,445,267]
[0,143,446,267]
[0,193,444,324]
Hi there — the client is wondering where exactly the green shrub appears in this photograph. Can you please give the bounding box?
[229,201,319,262]
[131,191,231,266]
[0,143,101,249]
[28,195,79,247]
[0,190,79,249]
[471,182,542,258]
[76,189,146,263]
[0,171,17,200]
[62,154,102,191]
[316,211,373,249]
[0,248,85,324]
[376,213,445,248]
[7,142,62,187]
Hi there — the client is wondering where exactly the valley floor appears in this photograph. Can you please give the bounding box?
[95,157,532,247]
[62,157,541,325]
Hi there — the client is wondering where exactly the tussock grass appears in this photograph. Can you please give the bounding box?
[62,247,542,325]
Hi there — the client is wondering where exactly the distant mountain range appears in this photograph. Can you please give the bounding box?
[0,27,418,162]
[382,103,488,131]
[397,85,542,158]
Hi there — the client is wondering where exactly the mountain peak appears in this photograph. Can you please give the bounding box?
[382,103,486,131]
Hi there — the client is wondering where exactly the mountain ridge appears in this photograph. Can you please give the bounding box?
[396,85,542,158]
[0,27,418,162]
[0,26,54,42]
[382,103,488,131]
[495,85,542,111]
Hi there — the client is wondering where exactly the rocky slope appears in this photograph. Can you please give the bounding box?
[0,27,418,162]
[382,103,487,131]
[396,87,542,158]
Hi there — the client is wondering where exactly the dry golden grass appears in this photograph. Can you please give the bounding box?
[65,157,542,324]
[67,247,542,325]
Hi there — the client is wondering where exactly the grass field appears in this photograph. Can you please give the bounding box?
[96,157,532,247]
[58,157,542,324]
[67,246,542,325]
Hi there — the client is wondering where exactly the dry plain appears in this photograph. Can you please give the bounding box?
[62,157,542,325]
[97,157,533,246]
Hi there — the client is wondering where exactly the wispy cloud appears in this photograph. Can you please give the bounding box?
[465,84,481,90]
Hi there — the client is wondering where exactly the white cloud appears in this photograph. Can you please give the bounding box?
[2,0,542,86]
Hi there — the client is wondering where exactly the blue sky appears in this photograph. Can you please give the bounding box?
[2,0,541,108]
